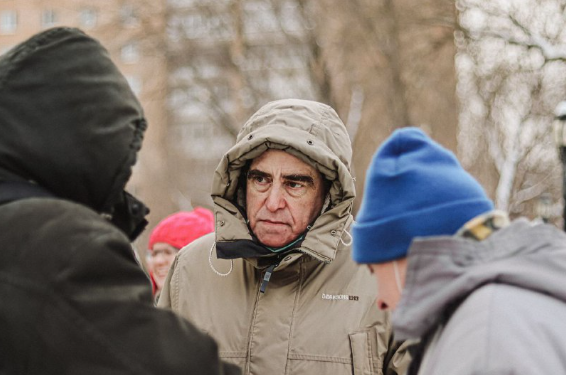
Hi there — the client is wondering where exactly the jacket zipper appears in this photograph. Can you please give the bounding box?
[244,258,282,373]
[259,260,280,293]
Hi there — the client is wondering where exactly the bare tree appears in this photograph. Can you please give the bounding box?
[314,0,459,212]
[132,0,459,223]
[164,0,335,220]
[457,0,566,220]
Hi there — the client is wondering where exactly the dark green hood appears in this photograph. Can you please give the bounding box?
[0,27,146,213]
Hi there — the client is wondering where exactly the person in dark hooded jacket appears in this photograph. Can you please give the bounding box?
[0,27,239,375]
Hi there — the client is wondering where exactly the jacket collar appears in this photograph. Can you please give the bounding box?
[0,181,55,206]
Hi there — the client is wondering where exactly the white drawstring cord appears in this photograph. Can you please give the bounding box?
[340,229,353,246]
[208,242,233,277]
[393,260,403,293]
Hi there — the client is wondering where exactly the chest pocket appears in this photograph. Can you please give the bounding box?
[349,328,384,375]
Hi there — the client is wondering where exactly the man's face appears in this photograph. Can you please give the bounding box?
[246,149,325,248]
[148,242,179,291]
[368,259,407,311]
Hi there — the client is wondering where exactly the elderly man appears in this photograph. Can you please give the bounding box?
[159,99,409,375]
[0,28,238,375]
[352,127,566,374]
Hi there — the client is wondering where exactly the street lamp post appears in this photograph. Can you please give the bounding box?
[536,193,552,223]
[553,101,566,231]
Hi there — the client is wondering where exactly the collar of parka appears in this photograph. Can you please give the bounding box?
[211,99,355,267]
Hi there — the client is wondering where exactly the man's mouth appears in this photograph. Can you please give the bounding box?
[260,220,288,226]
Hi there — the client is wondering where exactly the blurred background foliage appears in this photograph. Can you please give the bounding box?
[2,0,566,255]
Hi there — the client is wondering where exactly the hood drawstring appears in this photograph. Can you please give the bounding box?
[209,242,233,277]
[340,229,353,246]
[393,260,403,293]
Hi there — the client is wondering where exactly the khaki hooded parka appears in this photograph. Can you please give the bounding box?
[159,99,409,375]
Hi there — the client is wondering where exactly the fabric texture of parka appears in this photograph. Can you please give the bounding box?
[159,99,410,375]
[394,219,566,375]
[0,27,239,375]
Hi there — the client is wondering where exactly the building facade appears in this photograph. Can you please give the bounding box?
[0,0,319,257]
[0,0,172,256]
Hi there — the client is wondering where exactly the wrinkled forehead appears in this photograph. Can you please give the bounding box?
[249,149,321,178]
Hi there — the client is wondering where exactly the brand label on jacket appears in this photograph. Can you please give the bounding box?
[321,293,359,301]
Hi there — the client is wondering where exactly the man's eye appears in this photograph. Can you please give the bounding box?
[285,181,308,197]
[287,181,304,189]
[253,176,269,184]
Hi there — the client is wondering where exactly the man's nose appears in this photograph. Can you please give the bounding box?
[265,184,286,211]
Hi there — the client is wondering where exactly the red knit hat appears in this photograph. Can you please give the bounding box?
[148,208,214,250]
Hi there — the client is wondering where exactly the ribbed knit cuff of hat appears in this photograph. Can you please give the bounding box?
[352,198,494,264]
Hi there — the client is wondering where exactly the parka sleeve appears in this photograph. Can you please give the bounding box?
[156,254,178,309]
[384,338,412,375]
[56,218,240,375]
[356,307,412,375]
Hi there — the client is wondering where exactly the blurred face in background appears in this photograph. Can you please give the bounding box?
[148,242,179,291]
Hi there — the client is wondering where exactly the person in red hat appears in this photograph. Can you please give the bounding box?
[148,208,214,297]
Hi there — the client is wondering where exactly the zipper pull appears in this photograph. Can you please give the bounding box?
[260,263,277,294]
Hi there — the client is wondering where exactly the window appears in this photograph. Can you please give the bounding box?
[125,75,142,96]
[120,42,139,64]
[80,8,97,29]
[243,2,277,34]
[41,9,58,28]
[0,10,17,34]
[0,45,13,55]
[175,12,228,40]
[173,121,233,159]
[120,4,138,27]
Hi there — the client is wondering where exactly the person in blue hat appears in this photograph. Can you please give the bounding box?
[352,127,566,375]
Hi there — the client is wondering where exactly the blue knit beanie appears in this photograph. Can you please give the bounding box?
[352,128,494,264]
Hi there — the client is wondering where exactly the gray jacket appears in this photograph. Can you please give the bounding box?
[394,219,566,374]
